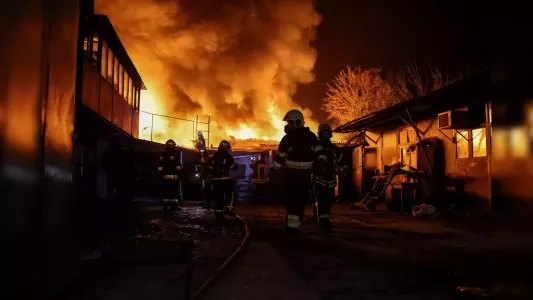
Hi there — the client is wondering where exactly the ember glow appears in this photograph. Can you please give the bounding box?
[95,0,322,148]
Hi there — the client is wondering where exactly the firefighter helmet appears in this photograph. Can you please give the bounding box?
[197,131,203,137]
[165,139,176,149]
[283,109,304,128]
[318,124,333,140]
[219,140,231,151]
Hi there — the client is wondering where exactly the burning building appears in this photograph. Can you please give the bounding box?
[95,0,323,147]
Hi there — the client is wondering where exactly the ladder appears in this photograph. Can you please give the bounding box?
[194,114,211,149]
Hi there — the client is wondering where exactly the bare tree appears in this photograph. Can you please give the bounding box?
[396,62,467,100]
[322,66,399,127]
[323,63,468,128]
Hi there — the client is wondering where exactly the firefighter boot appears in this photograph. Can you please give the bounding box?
[285,215,301,238]
[224,205,236,216]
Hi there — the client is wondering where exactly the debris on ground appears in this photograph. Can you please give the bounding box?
[456,286,488,297]
[412,204,437,217]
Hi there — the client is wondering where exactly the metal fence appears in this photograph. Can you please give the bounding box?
[139,110,210,147]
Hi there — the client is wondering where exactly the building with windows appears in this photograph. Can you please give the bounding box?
[79,13,144,139]
[334,68,533,214]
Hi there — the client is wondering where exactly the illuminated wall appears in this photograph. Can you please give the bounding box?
[1,0,79,295]
[491,100,533,208]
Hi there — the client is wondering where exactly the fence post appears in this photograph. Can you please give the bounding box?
[207,115,211,149]
[150,113,154,142]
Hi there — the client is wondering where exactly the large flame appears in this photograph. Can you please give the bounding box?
[95,0,322,148]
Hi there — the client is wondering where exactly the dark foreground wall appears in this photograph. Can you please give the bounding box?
[1,0,79,296]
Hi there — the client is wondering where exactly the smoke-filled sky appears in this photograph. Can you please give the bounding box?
[95,0,322,146]
[96,0,531,146]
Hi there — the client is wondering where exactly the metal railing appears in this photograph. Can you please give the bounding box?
[139,110,210,146]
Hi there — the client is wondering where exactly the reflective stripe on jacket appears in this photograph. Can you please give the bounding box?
[273,127,318,171]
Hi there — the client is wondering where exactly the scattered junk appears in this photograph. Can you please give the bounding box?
[351,161,427,212]
[411,203,437,216]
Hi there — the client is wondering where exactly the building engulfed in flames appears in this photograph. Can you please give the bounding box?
[95,0,323,149]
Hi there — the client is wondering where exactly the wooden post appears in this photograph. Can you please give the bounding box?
[150,113,154,142]
[196,114,199,136]
[405,109,433,177]
[485,101,492,211]
[207,115,211,148]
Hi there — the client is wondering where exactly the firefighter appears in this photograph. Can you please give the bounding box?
[158,139,183,211]
[250,152,268,199]
[211,140,238,220]
[197,131,206,152]
[199,150,213,208]
[270,109,319,237]
[250,153,267,183]
[313,124,346,232]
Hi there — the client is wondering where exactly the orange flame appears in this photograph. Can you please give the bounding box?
[96,0,322,148]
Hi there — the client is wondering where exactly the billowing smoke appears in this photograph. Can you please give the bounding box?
[95,0,321,147]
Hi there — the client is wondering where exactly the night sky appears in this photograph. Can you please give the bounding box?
[296,0,533,123]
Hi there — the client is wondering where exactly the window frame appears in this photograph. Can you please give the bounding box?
[107,48,114,83]
[456,127,488,159]
[118,64,124,96]
[100,41,108,79]
[113,57,119,91]
[472,128,487,158]
[456,130,471,159]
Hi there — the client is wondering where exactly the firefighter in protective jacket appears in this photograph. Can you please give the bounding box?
[313,124,346,232]
[271,109,319,237]
[196,150,213,208]
[211,140,238,219]
[158,139,183,210]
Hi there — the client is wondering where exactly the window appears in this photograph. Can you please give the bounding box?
[456,128,488,159]
[456,130,469,159]
[401,147,410,165]
[128,77,133,105]
[91,35,99,61]
[113,57,119,90]
[107,49,114,82]
[134,88,138,109]
[100,41,108,79]
[510,126,529,158]
[137,89,141,109]
[83,37,89,51]
[408,129,416,143]
[119,65,124,96]
[400,146,417,168]
[124,75,130,102]
[410,148,418,168]
[399,128,416,145]
[472,128,487,157]
[135,88,140,109]
[399,129,408,144]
